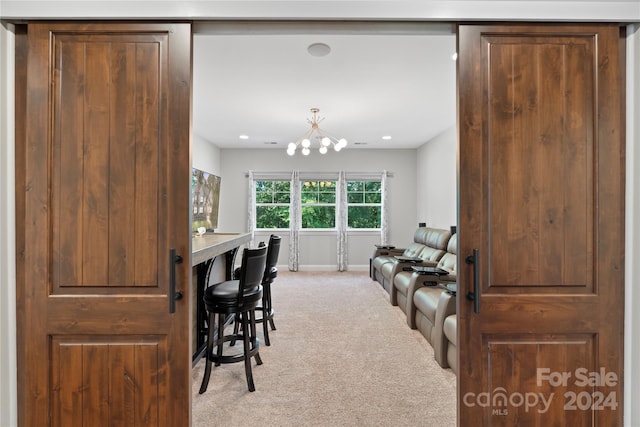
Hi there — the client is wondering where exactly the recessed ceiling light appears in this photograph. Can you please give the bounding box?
[239,134,249,139]
[382,135,392,140]
[451,52,458,61]
[307,43,331,57]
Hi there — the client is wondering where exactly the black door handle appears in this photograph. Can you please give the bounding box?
[465,248,480,313]
[169,248,184,313]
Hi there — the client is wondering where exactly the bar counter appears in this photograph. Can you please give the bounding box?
[192,232,251,267]
[191,232,251,365]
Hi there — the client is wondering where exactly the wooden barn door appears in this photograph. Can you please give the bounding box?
[457,24,625,426]
[16,22,192,426]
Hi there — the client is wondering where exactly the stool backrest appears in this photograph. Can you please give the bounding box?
[264,235,281,283]
[237,246,268,304]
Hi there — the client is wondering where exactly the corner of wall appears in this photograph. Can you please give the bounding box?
[625,22,640,427]
[192,133,221,176]
[415,125,457,230]
[0,20,18,427]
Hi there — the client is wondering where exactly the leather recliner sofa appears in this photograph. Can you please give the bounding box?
[371,227,451,294]
[393,233,458,369]
[370,226,428,282]
[392,233,457,325]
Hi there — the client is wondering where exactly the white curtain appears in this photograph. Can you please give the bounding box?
[380,170,389,246]
[288,170,300,271]
[336,171,348,271]
[247,170,256,247]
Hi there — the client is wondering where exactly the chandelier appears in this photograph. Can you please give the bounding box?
[286,108,348,156]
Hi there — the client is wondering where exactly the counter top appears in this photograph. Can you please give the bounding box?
[191,232,251,266]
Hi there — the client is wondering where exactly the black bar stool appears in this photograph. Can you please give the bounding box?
[199,245,267,393]
[232,235,281,346]
[256,235,281,346]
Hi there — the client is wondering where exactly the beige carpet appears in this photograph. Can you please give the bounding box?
[192,271,456,427]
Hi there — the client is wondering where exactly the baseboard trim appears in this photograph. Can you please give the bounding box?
[281,264,369,272]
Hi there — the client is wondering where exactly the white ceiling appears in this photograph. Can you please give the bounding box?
[192,23,457,151]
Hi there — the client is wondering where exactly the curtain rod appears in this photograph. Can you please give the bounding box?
[244,171,394,177]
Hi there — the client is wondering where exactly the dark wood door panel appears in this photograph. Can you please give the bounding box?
[51,337,167,427]
[458,23,624,426]
[472,334,599,426]
[484,34,595,294]
[18,22,192,427]
[52,33,167,291]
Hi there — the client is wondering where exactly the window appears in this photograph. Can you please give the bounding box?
[253,175,384,231]
[255,180,290,229]
[347,180,382,229]
[301,180,336,229]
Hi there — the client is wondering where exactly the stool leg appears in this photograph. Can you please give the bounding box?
[262,293,271,346]
[266,286,276,331]
[199,311,216,394]
[215,313,224,367]
[242,311,256,392]
[231,313,240,346]
[249,308,263,366]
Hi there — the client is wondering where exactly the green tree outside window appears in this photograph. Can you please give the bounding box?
[301,180,336,228]
[255,180,290,229]
[347,180,382,228]
[254,178,382,230]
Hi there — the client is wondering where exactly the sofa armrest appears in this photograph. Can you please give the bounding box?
[432,292,457,368]
[406,274,437,328]
[371,247,405,259]
[411,260,439,268]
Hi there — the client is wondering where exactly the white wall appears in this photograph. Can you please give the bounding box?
[625,23,640,427]
[192,133,221,176]
[2,1,640,22]
[0,21,17,427]
[217,148,419,270]
[416,125,457,230]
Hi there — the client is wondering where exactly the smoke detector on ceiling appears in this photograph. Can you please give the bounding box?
[307,43,331,57]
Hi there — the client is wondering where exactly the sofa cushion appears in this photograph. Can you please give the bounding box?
[435,233,458,282]
[438,253,457,275]
[413,286,442,324]
[446,232,457,254]
[371,255,392,272]
[417,245,446,263]
[420,227,452,250]
[402,241,428,258]
[394,271,412,296]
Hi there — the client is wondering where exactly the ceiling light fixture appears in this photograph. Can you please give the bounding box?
[286,108,347,156]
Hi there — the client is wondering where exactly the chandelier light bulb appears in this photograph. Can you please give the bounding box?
[285,108,347,156]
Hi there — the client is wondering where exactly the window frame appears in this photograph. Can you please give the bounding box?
[300,179,337,230]
[252,172,384,232]
[345,179,382,231]
[254,179,291,230]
